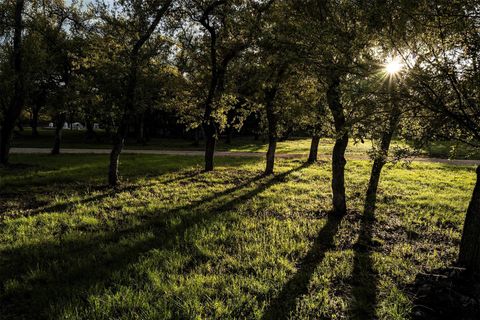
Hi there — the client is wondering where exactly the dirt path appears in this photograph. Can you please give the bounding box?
[10,147,480,166]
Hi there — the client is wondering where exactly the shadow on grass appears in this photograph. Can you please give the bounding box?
[261,211,345,320]
[348,208,378,319]
[0,163,308,319]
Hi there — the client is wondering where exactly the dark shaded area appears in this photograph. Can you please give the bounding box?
[409,267,480,320]
[348,210,379,319]
[0,163,308,319]
[261,211,344,320]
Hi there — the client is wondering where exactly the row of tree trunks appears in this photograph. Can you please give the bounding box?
[326,72,348,216]
[0,0,25,166]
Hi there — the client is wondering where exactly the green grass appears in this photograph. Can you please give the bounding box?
[12,128,480,159]
[0,154,474,319]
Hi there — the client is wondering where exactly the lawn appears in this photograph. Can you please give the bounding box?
[11,128,480,159]
[0,154,474,319]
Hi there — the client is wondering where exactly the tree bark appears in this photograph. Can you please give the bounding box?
[84,117,96,141]
[308,135,320,163]
[0,0,25,165]
[31,105,40,137]
[327,73,348,215]
[203,121,216,171]
[264,89,278,175]
[364,107,400,216]
[108,125,126,186]
[458,165,480,274]
[51,113,66,155]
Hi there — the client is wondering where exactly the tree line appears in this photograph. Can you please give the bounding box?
[1,0,480,274]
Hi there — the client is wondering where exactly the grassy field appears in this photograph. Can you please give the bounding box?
[11,128,480,159]
[0,154,474,319]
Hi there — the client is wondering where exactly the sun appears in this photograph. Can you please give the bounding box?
[385,59,403,75]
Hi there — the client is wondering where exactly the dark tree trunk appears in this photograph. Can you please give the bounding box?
[327,73,348,215]
[84,118,96,141]
[308,135,320,163]
[51,113,66,155]
[109,83,133,186]
[203,122,216,172]
[265,136,276,175]
[264,89,278,175]
[108,125,126,186]
[458,165,480,274]
[0,0,25,166]
[31,105,40,137]
[331,132,348,215]
[364,103,400,216]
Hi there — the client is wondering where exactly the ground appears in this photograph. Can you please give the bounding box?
[0,154,473,319]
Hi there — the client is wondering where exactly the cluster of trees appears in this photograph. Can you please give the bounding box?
[1,0,480,273]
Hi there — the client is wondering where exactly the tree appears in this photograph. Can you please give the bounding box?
[180,0,275,171]
[0,0,25,165]
[95,0,173,186]
[400,0,480,273]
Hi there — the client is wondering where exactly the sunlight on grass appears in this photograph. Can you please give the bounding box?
[0,154,474,319]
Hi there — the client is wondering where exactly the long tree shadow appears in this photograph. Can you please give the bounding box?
[1,169,203,221]
[0,164,308,319]
[348,207,378,319]
[261,211,345,320]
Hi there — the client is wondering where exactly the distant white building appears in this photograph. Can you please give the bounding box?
[71,122,84,130]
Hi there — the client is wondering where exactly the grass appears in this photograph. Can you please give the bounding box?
[11,128,480,159]
[0,154,475,319]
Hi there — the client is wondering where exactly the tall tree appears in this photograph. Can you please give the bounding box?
[0,0,25,165]
[181,0,275,171]
[100,0,173,186]
[402,0,480,273]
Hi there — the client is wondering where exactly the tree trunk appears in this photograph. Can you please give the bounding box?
[0,0,25,166]
[31,105,40,137]
[458,165,480,274]
[51,113,66,155]
[364,159,384,216]
[108,127,126,186]
[84,118,96,141]
[331,132,348,215]
[327,73,348,215]
[265,136,276,175]
[308,135,320,163]
[204,122,216,172]
[364,103,400,216]
[264,88,278,175]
